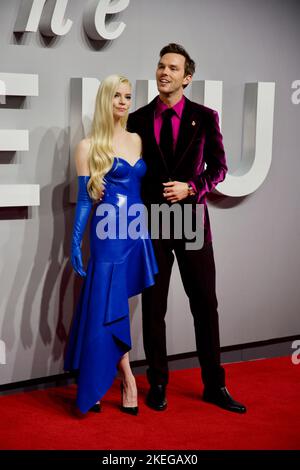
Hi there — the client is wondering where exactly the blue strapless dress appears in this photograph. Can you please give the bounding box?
[64,157,158,413]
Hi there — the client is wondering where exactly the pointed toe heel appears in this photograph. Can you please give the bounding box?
[120,404,139,416]
[120,382,139,416]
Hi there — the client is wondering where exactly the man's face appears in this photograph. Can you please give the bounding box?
[156,53,192,96]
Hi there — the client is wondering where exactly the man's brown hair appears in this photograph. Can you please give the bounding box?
[159,43,196,77]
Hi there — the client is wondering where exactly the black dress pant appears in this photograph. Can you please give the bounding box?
[142,237,225,390]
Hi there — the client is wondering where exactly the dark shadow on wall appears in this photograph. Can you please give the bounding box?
[0,125,83,383]
[0,96,26,109]
[0,206,29,220]
[80,12,118,52]
[13,31,61,48]
[207,191,249,209]
[27,127,83,377]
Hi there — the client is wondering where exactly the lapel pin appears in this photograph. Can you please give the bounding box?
[192,120,196,126]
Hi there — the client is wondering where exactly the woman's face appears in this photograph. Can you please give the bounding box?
[112,82,132,120]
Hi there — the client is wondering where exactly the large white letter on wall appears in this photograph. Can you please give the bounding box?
[83,0,130,40]
[0,79,6,105]
[14,0,73,37]
[0,340,6,365]
[0,73,40,207]
[135,80,158,109]
[192,80,223,129]
[191,81,275,197]
[216,82,275,197]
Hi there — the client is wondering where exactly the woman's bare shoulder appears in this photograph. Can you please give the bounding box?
[127,131,141,143]
[76,137,91,152]
[126,131,142,154]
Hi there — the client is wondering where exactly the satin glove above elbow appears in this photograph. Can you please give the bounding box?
[71,176,93,277]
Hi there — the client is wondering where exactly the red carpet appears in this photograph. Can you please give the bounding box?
[0,356,299,450]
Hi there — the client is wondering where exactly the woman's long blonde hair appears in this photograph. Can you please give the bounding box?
[87,74,131,200]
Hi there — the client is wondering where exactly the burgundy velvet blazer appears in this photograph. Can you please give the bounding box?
[127,96,228,243]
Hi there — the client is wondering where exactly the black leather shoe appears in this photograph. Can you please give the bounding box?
[146,385,167,411]
[89,402,101,413]
[203,386,247,413]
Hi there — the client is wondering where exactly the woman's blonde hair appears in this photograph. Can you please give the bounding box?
[87,74,131,200]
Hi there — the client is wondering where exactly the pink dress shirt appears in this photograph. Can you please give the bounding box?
[154,96,197,194]
[154,95,185,150]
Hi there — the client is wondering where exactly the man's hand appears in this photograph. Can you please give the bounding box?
[162,181,190,203]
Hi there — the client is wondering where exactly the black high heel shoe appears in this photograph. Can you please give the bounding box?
[89,401,101,413]
[120,382,139,415]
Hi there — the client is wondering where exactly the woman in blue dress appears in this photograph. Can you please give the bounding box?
[64,75,158,415]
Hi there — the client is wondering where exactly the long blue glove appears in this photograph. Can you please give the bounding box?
[71,175,93,277]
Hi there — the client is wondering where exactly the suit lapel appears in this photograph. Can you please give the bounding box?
[172,98,201,173]
[137,96,202,178]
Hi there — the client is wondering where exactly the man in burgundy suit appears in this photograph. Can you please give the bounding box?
[127,43,246,413]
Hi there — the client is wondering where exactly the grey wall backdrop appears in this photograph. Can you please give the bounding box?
[0,0,299,385]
